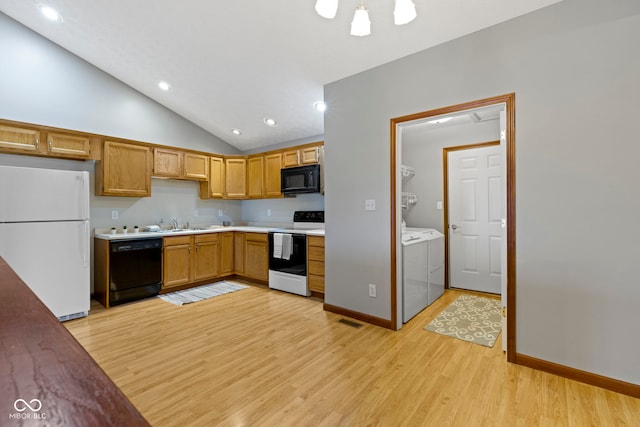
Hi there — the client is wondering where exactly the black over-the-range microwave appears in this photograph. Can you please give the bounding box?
[281,164,320,195]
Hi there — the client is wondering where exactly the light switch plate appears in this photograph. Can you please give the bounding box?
[365,199,376,211]
[436,201,443,210]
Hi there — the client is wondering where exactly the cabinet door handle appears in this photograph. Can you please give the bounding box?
[35,135,39,149]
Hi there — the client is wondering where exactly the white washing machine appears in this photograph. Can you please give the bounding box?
[402,228,444,323]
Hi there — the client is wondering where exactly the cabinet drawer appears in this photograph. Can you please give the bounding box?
[308,273,325,293]
[308,245,325,262]
[163,235,192,246]
[308,259,325,276]
[194,233,218,243]
[245,232,268,242]
[308,235,324,248]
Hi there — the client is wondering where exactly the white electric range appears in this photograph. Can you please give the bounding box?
[268,211,325,296]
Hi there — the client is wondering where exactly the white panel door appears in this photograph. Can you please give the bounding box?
[448,145,503,294]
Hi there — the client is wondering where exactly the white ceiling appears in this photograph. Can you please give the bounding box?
[0,0,561,151]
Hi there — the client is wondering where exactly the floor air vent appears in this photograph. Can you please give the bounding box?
[338,318,363,328]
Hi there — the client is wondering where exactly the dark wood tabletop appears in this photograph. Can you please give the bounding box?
[0,257,150,426]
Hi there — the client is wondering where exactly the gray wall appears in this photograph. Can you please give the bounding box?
[402,120,500,232]
[0,12,239,154]
[242,194,325,225]
[324,0,640,385]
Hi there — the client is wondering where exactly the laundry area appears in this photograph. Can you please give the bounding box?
[398,105,504,324]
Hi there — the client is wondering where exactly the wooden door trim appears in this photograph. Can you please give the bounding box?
[442,140,500,292]
[390,93,516,363]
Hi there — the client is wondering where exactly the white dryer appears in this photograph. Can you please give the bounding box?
[402,228,444,323]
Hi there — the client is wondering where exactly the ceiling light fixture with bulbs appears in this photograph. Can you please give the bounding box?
[315,0,417,37]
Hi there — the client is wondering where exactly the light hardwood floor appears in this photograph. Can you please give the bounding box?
[65,284,640,426]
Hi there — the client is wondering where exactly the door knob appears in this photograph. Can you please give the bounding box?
[451,224,458,230]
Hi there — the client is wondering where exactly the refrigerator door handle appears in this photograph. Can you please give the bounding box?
[82,221,90,268]
[78,173,89,220]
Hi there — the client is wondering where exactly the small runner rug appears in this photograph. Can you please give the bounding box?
[424,294,501,347]
[159,281,248,306]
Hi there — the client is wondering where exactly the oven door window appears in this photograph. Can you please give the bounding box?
[268,233,307,276]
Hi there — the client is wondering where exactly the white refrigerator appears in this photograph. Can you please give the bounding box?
[0,165,90,321]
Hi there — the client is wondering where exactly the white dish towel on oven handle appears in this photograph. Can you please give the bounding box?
[273,233,283,259]
[281,233,292,260]
[273,233,293,260]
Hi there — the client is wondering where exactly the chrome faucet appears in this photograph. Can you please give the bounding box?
[171,218,179,230]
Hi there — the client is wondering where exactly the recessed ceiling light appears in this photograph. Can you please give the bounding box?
[263,117,278,127]
[231,129,242,136]
[38,4,63,22]
[158,81,172,91]
[313,101,327,112]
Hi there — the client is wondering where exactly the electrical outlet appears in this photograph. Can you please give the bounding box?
[111,210,118,220]
[267,209,271,216]
[194,210,199,217]
[369,284,377,298]
[218,209,223,216]
[365,199,376,211]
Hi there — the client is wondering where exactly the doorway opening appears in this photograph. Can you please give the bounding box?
[390,94,516,361]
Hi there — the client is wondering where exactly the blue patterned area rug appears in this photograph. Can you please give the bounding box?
[159,281,248,306]
[424,294,502,347]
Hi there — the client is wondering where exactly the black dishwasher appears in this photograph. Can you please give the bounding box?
[109,238,162,305]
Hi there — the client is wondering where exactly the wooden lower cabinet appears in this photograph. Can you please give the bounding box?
[243,233,268,281]
[193,234,219,281]
[219,232,234,276]
[234,233,245,274]
[307,235,325,294]
[163,236,192,289]
[163,233,219,289]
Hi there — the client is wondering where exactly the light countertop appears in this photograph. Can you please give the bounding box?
[95,226,324,240]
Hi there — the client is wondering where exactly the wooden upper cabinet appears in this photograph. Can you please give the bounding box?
[0,125,40,153]
[282,145,321,168]
[153,148,209,181]
[183,153,209,180]
[282,149,300,168]
[153,148,182,178]
[225,157,247,199]
[46,132,91,159]
[301,146,320,164]
[264,153,282,197]
[247,156,264,198]
[97,141,152,197]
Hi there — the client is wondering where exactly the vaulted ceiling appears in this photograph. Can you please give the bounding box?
[0,0,562,150]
